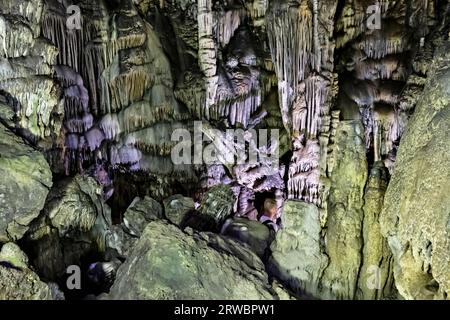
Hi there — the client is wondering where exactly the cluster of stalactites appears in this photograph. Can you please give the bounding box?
[360,104,407,162]
[266,0,335,205]
[337,1,437,169]
[198,0,274,128]
[207,66,270,128]
[335,0,395,49]
[287,138,322,206]
[292,75,329,139]
[267,1,313,94]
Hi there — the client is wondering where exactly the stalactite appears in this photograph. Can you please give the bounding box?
[360,27,410,60]
[0,17,34,58]
[83,43,109,114]
[125,122,186,156]
[85,127,105,152]
[65,113,93,134]
[354,55,410,81]
[267,1,312,92]
[108,68,153,113]
[287,138,322,205]
[210,69,263,128]
[246,0,268,20]
[99,114,121,141]
[42,11,83,72]
[216,9,246,47]
[117,98,190,134]
[361,103,406,161]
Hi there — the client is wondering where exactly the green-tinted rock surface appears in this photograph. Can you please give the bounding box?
[163,194,194,227]
[24,175,113,280]
[268,201,328,298]
[320,120,368,299]
[0,123,52,242]
[357,162,395,299]
[0,242,55,300]
[107,220,277,300]
[380,43,450,300]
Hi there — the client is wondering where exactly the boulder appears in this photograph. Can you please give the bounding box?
[268,201,328,298]
[163,194,194,227]
[0,123,52,242]
[124,196,163,236]
[110,196,163,258]
[0,242,59,300]
[107,220,277,300]
[221,217,275,258]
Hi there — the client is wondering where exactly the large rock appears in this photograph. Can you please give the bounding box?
[380,44,450,300]
[109,196,163,258]
[123,196,163,236]
[0,123,52,242]
[0,243,58,300]
[23,175,113,280]
[163,194,194,227]
[221,217,275,258]
[268,201,328,298]
[107,220,277,300]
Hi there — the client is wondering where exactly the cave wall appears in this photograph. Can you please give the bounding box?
[0,0,449,300]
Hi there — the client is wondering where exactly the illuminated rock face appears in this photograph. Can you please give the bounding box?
[107,220,277,300]
[0,122,52,242]
[0,0,449,300]
[380,43,450,300]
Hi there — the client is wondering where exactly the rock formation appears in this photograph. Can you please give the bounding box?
[106,220,277,300]
[0,0,449,301]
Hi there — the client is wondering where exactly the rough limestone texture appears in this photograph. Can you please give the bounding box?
[163,194,194,227]
[268,201,328,298]
[0,123,52,242]
[107,220,277,300]
[24,175,113,280]
[0,242,55,300]
[356,162,395,300]
[381,43,450,300]
[124,196,163,236]
[320,120,368,299]
[110,196,163,258]
[199,184,236,228]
